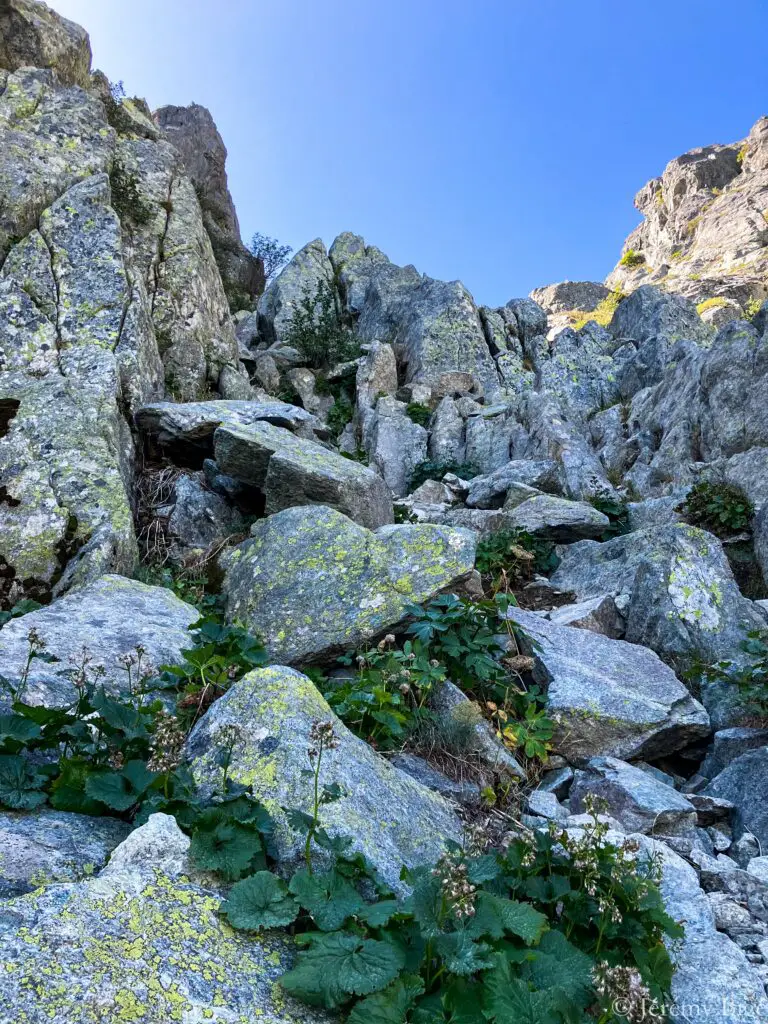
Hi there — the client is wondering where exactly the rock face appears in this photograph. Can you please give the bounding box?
[0,814,333,1023]
[0,575,198,708]
[605,117,768,316]
[0,0,91,87]
[186,666,463,889]
[155,103,264,309]
[0,809,130,897]
[507,608,710,762]
[705,747,768,851]
[223,506,476,663]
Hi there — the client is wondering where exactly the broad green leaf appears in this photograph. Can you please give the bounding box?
[91,690,149,740]
[347,974,424,1024]
[410,871,444,937]
[434,930,494,976]
[85,761,155,812]
[49,758,103,814]
[525,929,593,1009]
[280,931,405,1009]
[0,714,41,746]
[0,754,48,810]
[288,868,364,931]
[468,893,548,945]
[189,817,264,880]
[356,899,403,927]
[221,871,299,931]
[482,961,561,1024]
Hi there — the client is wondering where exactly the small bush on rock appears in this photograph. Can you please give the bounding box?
[678,480,754,537]
[406,402,432,427]
[109,161,153,225]
[691,630,768,722]
[248,232,292,283]
[409,459,478,491]
[619,248,646,268]
[285,281,359,369]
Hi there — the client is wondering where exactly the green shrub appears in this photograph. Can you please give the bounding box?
[475,528,559,585]
[696,297,729,316]
[284,281,359,370]
[109,161,153,226]
[572,290,625,330]
[678,480,754,537]
[590,496,631,540]
[406,402,432,427]
[409,460,478,492]
[745,297,763,322]
[248,232,292,283]
[689,630,768,721]
[619,249,645,269]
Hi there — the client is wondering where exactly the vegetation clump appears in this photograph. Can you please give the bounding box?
[696,296,729,315]
[678,480,754,537]
[406,402,432,427]
[248,232,292,283]
[284,281,360,370]
[475,529,559,588]
[572,290,625,330]
[619,248,645,269]
[109,160,154,226]
[409,459,478,492]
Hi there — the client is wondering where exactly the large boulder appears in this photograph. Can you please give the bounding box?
[507,608,710,762]
[464,458,560,508]
[551,523,767,726]
[0,0,91,87]
[223,505,476,664]
[570,757,697,835]
[186,666,463,889]
[0,809,130,897]
[214,421,393,529]
[164,473,245,564]
[704,747,768,851]
[257,237,335,347]
[504,493,609,541]
[0,813,333,1023]
[0,575,198,708]
[155,103,264,308]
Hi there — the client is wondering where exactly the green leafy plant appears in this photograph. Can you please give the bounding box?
[591,496,631,540]
[475,529,559,586]
[619,248,645,268]
[689,630,768,721]
[248,232,292,283]
[409,460,478,492]
[745,297,763,322]
[406,403,432,427]
[109,161,154,225]
[0,598,41,629]
[284,281,359,370]
[678,480,754,537]
[573,290,625,330]
[324,637,445,750]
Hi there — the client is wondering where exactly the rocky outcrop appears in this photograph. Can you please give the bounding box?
[223,505,476,663]
[0,0,91,87]
[605,116,768,315]
[155,103,264,309]
[186,666,463,889]
[0,814,333,1023]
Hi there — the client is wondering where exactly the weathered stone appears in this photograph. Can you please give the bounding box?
[223,506,476,664]
[155,103,264,307]
[388,753,481,806]
[0,814,333,1023]
[165,473,245,564]
[367,396,428,497]
[747,857,768,885]
[688,794,735,827]
[186,666,462,888]
[570,757,698,835]
[705,747,768,851]
[0,575,198,708]
[213,421,393,529]
[526,789,569,822]
[465,459,560,508]
[257,237,334,347]
[538,766,574,799]
[0,809,130,897]
[0,0,92,87]
[505,493,609,541]
[547,594,625,639]
[507,607,710,762]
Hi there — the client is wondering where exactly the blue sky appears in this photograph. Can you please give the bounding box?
[55,0,767,307]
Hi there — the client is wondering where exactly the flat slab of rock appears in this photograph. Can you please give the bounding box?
[465,459,559,508]
[0,814,332,1023]
[507,607,710,762]
[570,757,697,835]
[704,746,768,851]
[0,810,130,897]
[135,398,324,457]
[214,421,393,529]
[186,666,463,889]
[547,594,624,638]
[0,575,198,708]
[223,505,475,664]
[505,493,609,541]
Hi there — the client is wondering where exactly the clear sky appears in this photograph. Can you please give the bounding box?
[54,0,767,308]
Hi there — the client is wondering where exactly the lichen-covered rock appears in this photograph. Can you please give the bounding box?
[547,594,625,638]
[165,473,245,565]
[504,493,609,541]
[464,459,560,508]
[570,757,697,835]
[0,575,198,708]
[258,237,334,346]
[0,813,333,1023]
[507,607,710,762]
[155,103,264,308]
[552,523,767,727]
[214,420,393,529]
[0,0,92,87]
[186,666,463,889]
[366,396,428,497]
[223,505,476,663]
[0,809,130,897]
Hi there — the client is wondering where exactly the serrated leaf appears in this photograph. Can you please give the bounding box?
[221,871,299,931]
[410,871,444,937]
[482,960,561,1024]
[85,760,155,812]
[91,690,149,740]
[347,974,424,1024]
[466,854,501,885]
[0,714,41,747]
[189,817,264,880]
[524,929,593,1008]
[356,899,403,927]
[49,758,103,814]
[285,807,316,832]
[288,868,364,931]
[280,931,405,1009]
[0,754,48,809]
[434,930,494,976]
[468,893,548,945]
